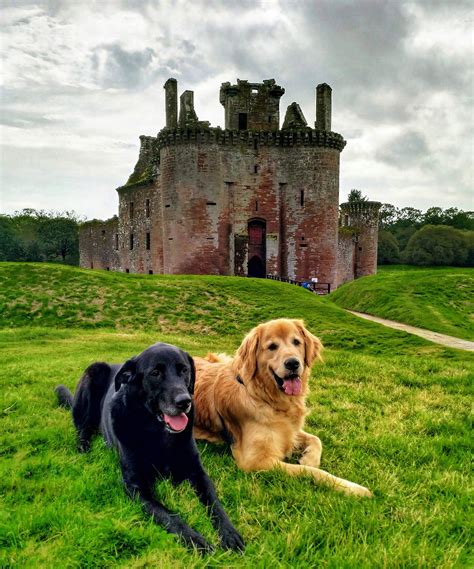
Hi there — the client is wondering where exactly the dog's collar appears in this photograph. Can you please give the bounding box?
[235,374,244,386]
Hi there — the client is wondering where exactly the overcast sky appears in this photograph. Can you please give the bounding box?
[1,0,472,220]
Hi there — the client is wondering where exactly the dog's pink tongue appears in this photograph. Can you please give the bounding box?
[163,413,188,432]
[283,377,302,395]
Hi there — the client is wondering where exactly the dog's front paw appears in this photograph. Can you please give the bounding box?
[299,452,321,468]
[180,528,213,553]
[219,524,245,552]
[345,483,373,498]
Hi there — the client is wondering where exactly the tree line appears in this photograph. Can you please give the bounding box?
[378,204,473,267]
[0,209,81,265]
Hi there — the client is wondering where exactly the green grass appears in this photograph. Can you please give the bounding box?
[329,265,474,341]
[1,263,473,568]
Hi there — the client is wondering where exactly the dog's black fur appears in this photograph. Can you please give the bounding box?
[55,342,244,552]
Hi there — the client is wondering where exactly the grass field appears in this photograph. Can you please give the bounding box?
[329,265,474,341]
[1,263,472,568]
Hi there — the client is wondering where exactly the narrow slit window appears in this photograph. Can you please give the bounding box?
[115,234,119,250]
[238,113,248,130]
[300,190,305,206]
[145,199,150,217]
[129,233,134,250]
[146,232,150,250]
[255,200,258,212]
[254,165,259,174]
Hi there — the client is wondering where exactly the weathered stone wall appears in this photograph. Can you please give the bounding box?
[336,230,356,287]
[116,182,162,274]
[79,216,119,271]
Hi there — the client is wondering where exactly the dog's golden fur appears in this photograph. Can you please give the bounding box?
[193,318,372,497]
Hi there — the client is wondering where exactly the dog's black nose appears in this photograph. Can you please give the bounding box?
[284,358,300,372]
[174,393,192,411]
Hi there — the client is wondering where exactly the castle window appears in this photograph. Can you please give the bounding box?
[145,199,150,217]
[148,270,153,274]
[268,115,272,123]
[106,267,110,271]
[206,202,217,206]
[146,232,150,250]
[125,268,129,273]
[129,233,134,250]
[238,113,248,130]
[130,202,134,220]
[115,234,119,250]
[255,200,258,212]
[300,190,305,207]
[254,165,259,174]
[101,229,106,236]
[90,262,93,269]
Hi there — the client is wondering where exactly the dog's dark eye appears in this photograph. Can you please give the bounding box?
[149,369,161,377]
[268,343,278,351]
[293,339,301,346]
[176,365,188,375]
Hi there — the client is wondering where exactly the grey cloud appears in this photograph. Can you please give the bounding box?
[376,131,430,166]
[91,45,158,89]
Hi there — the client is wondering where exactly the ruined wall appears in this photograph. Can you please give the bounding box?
[116,181,162,274]
[79,216,119,271]
[336,230,356,287]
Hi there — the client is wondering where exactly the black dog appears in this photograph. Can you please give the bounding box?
[55,342,244,552]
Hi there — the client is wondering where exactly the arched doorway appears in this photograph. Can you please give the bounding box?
[248,219,266,277]
[248,255,265,278]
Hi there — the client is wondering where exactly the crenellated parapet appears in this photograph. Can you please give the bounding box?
[340,201,382,227]
[156,126,346,151]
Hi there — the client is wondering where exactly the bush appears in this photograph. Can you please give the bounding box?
[377,230,400,264]
[403,225,472,267]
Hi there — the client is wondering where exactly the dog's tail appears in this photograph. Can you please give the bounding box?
[205,352,233,364]
[55,385,73,409]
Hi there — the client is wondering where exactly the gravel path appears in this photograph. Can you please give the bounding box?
[347,310,474,352]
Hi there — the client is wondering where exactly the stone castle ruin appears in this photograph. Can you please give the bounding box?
[80,78,381,289]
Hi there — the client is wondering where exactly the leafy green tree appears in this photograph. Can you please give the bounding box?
[423,207,445,225]
[0,216,24,261]
[347,189,368,203]
[37,217,79,263]
[377,230,400,264]
[403,225,471,266]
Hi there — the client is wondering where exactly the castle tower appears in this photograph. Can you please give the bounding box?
[339,201,382,278]
[219,79,285,131]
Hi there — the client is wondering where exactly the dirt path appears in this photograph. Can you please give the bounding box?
[347,310,474,352]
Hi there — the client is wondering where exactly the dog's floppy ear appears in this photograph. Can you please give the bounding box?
[233,325,260,383]
[115,357,138,391]
[186,353,196,395]
[295,320,323,367]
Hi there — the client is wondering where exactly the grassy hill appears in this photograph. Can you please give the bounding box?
[0,263,472,568]
[329,265,474,341]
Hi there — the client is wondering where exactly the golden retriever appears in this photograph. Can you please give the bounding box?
[193,318,372,497]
